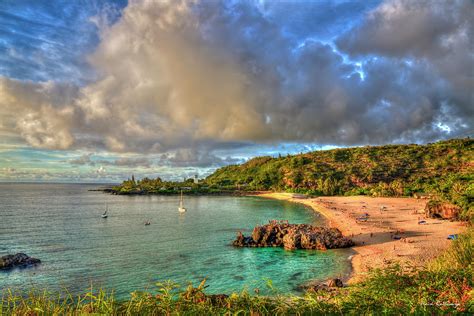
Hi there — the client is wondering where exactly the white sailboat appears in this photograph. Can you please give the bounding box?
[102,203,108,218]
[178,191,186,213]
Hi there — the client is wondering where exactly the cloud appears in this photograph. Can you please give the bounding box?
[1,167,16,174]
[0,78,78,149]
[336,0,474,127]
[0,0,472,162]
[107,157,152,168]
[95,166,106,175]
[69,153,95,165]
[160,148,243,168]
[337,0,460,57]
[68,153,153,168]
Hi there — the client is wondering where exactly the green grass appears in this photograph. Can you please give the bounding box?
[2,229,472,315]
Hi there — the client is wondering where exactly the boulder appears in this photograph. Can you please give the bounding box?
[0,253,41,270]
[252,226,266,243]
[282,230,302,250]
[326,278,344,288]
[233,232,255,247]
[298,278,345,292]
[300,231,329,250]
[425,201,460,220]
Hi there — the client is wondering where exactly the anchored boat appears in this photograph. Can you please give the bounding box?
[178,191,186,213]
[102,203,108,218]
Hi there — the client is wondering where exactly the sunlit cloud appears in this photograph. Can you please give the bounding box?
[0,0,472,182]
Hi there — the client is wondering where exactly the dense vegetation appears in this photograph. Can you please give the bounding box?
[2,229,472,314]
[207,138,473,220]
[109,175,222,195]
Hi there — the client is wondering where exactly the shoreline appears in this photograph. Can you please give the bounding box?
[255,193,466,284]
[99,188,271,196]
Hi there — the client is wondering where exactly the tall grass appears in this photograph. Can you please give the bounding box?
[430,229,473,271]
[2,229,472,315]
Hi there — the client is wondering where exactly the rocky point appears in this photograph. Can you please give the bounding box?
[233,220,354,250]
[0,253,41,270]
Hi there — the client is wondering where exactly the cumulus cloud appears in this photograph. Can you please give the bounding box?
[336,0,474,127]
[0,0,472,161]
[0,78,78,149]
[337,0,461,57]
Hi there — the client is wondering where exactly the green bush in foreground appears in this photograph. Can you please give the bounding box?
[2,230,472,315]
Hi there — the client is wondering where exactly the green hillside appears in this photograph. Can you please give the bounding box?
[206,138,473,218]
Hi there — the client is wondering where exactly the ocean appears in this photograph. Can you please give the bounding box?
[0,183,351,298]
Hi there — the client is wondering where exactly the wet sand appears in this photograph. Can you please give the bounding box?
[258,193,466,284]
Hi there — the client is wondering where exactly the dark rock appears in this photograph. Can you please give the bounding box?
[233,220,354,250]
[291,271,303,280]
[299,278,345,292]
[0,253,41,270]
[326,278,344,288]
[208,294,229,305]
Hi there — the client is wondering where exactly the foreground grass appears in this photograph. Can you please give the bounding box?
[2,231,472,315]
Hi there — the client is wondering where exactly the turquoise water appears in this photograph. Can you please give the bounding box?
[0,183,352,298]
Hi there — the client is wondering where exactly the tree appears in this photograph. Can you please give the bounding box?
[322,178,337,196]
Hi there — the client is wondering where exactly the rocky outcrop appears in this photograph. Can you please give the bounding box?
[233,220,354,250]
[298,278,344,292]
[0,253,41,270]
[425,201,460,220]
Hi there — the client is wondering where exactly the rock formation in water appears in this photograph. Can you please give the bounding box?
[0,253,41,270]
[233,220,354,250]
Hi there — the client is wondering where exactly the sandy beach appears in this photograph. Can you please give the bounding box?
[258,193,467,284]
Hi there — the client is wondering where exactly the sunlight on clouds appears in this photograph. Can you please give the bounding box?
[0,0,472,182]
[1,0,471,154]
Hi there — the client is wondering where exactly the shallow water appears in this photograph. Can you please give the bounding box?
[0,183,352,298]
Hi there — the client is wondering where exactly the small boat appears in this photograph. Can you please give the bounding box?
[102,204,108,218]
[178,190,186,213]
[145,221,151,226]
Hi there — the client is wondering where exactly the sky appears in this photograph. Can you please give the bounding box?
[0,0,472,183]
